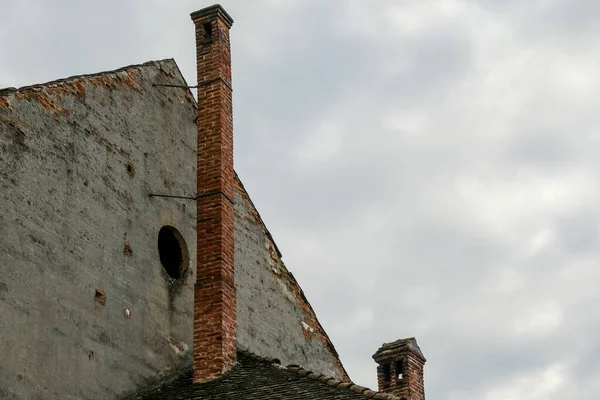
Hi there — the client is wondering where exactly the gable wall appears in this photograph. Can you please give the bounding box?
[0,60,345,400]
[0,61,198,400]
[234,178,348,381]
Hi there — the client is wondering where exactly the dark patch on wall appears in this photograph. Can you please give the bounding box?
[51,326,68,338]
[0,282,8,300]
[167,278,184,327]
[96,330,120,350]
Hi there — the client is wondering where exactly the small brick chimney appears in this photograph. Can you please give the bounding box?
[372,338,426,400]
[190,4,236,383]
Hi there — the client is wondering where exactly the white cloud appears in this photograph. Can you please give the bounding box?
[380,109,427,137]
[454,170,597,244]
[484,267,524,294]
[527,228,557,255]
[483,363,568,400]
[512,301,563,336]
[295,120,344,162]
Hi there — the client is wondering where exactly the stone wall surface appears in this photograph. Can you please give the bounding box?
[0,59,346,400]
[234,178,348,381]
[0,60,199,400]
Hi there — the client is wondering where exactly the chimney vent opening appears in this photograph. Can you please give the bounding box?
[158,226,188,280]
[203,22,213,39]
[382,363,391,388]
[395,359,403,380]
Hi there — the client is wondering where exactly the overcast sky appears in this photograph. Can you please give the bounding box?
[3,0,600,398]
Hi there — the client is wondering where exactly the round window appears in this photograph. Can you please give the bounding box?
[158,226,188,279]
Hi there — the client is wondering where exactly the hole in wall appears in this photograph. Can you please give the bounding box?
[158,226,188,280]
[94,289,106,305]
[126,161,135,177]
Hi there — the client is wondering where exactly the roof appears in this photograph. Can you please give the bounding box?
[128,350,397,400]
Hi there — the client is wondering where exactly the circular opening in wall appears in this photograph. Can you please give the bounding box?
[158,226,189,280]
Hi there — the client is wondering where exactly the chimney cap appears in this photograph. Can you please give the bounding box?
[372,337,426,363]
[191,4,234,28]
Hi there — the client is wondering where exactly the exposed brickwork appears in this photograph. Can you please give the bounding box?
[191,5,237,383]
[373,338,426,400]
[0,96,10,110]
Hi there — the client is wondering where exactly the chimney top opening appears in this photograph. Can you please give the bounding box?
[158,226,188,280]
[203,22,213,39]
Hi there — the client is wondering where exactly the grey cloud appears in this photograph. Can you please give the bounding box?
[556,211,600,254]
[478,0,600,48]
[377,26,474,102]
[0,0,143,87]
[535,0,600,37]
[504,130,580,168]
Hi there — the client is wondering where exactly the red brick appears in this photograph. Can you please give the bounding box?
[190,5,236,384]
[373,338,426,400]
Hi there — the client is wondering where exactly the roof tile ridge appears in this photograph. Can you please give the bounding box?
[292,364,398,399]
[237,348,282,366]
[237,348,398,400]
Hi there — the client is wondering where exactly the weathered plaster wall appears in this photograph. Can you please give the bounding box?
[0,59,346,400]
[234,177,348,381]
[0,60,198,400]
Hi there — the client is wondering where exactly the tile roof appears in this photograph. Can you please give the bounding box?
[128,350,398,400]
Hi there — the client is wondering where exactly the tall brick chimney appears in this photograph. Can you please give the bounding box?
[190,4,236,383]
[372,338,426,400]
